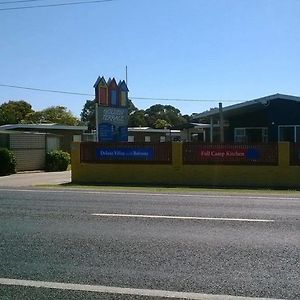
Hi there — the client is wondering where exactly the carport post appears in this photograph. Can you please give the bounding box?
[95,102,99,141]
[210,117,213,143]
[219,102,224,143]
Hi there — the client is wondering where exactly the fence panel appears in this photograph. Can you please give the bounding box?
[183,143,278,165]
[290,143,300,165]
[80,142,172,164]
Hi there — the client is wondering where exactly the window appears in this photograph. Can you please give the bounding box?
[145,136,151,142]
[234,128,246,143]
[128,136,134,142]
[160,136,166,142]
[279,126,295,142]
[235,128,268,143]
[73,135,82,142]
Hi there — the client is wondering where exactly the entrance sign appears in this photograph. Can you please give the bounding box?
[96,147,154,160]
[94,76,129,142]
[198,147,261,161]
[98,123,114,142]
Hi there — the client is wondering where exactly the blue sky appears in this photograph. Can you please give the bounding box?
[1,0,300,118]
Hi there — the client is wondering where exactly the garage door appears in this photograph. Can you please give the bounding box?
[10,133,46,171]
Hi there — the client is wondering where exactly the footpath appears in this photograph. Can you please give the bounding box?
[0,171,71,187]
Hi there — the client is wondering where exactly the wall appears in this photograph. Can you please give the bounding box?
[71,142,300,188]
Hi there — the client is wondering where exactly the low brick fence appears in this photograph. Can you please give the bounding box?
[71,142,300,189]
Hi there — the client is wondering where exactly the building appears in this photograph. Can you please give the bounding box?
[0,130,58,171]
[128,127,180,143]
[0,124,88,152]
[81,127,181,143]
[193,93,300,143]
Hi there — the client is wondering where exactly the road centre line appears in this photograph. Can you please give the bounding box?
[1,188,300,201]
[0,278,284,300]
[91,213,275,223]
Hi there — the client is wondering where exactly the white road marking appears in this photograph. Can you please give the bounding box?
[0,278,284,300]
[1,188,300,201]
[91,213,275,223]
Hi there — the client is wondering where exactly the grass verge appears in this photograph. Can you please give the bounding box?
[38,182,300,196]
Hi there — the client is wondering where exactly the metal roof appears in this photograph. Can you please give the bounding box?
[128,127,180,133]
[193,93,300,120]
[0,124,88,131]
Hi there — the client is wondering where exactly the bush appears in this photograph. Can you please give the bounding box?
[0,148,16,176]
[45,150,70,172]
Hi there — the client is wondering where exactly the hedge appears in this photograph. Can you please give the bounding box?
[45,150,70,172]
[0,148,16,176]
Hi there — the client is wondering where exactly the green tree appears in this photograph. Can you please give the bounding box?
[81,99,138,131]
[0,100,33,125]
[128,110,148,127]
[128,99,137,114]
[153,118,171,129]
[23,106,80,125]
[81,100,96,130]
[144,104,188,128]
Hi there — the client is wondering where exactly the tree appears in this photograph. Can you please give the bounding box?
[153,118,171,129]
[23,106,80,126]
[81,99,138,131]
[0,100,33,125]
[128,110,148,127]
[144,104,188,128]
[81,100,96,130]
[128,99,138,114]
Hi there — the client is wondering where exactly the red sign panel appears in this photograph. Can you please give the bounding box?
[198,148,247,160]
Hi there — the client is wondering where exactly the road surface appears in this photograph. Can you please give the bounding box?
[0,188,299,299]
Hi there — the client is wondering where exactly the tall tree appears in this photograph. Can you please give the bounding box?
[81,100,96,130]
[24,106,80,125]
[81,99,138,131]
[128,110,148,127]
[144,104,188,128]
[153,118,171,129]
[0,100,33,125]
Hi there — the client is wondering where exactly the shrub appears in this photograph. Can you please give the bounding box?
[45,150,70,172]
[0,148,16,176]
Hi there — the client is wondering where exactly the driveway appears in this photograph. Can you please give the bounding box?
[0,171,71,187]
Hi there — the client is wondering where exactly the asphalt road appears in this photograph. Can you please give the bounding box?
[0,188,299,299]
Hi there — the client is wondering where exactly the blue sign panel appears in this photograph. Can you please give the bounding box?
[96,147,154,160]
[246,148,261,160]
[111,90,117,106]
[99,123,114,142]
[119,126,128,142]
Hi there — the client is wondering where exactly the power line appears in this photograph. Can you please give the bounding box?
[0,83,241,103]
[130,96,236,103]
[0,83,93,96]
[0,0,48,5]
[0,0,116,11]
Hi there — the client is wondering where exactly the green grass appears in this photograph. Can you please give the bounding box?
[39,181,300,196]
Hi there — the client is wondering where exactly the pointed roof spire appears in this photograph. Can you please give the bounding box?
[93,76,107,88]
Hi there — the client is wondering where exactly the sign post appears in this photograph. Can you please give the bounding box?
[94,76,129,142]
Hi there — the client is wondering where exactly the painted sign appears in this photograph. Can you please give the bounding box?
[119,126,128,142]
[198,147,261,160]
[98,107,128,127]
[98,123,114,142]
[94,76,129,142]
[96,147,154,160]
